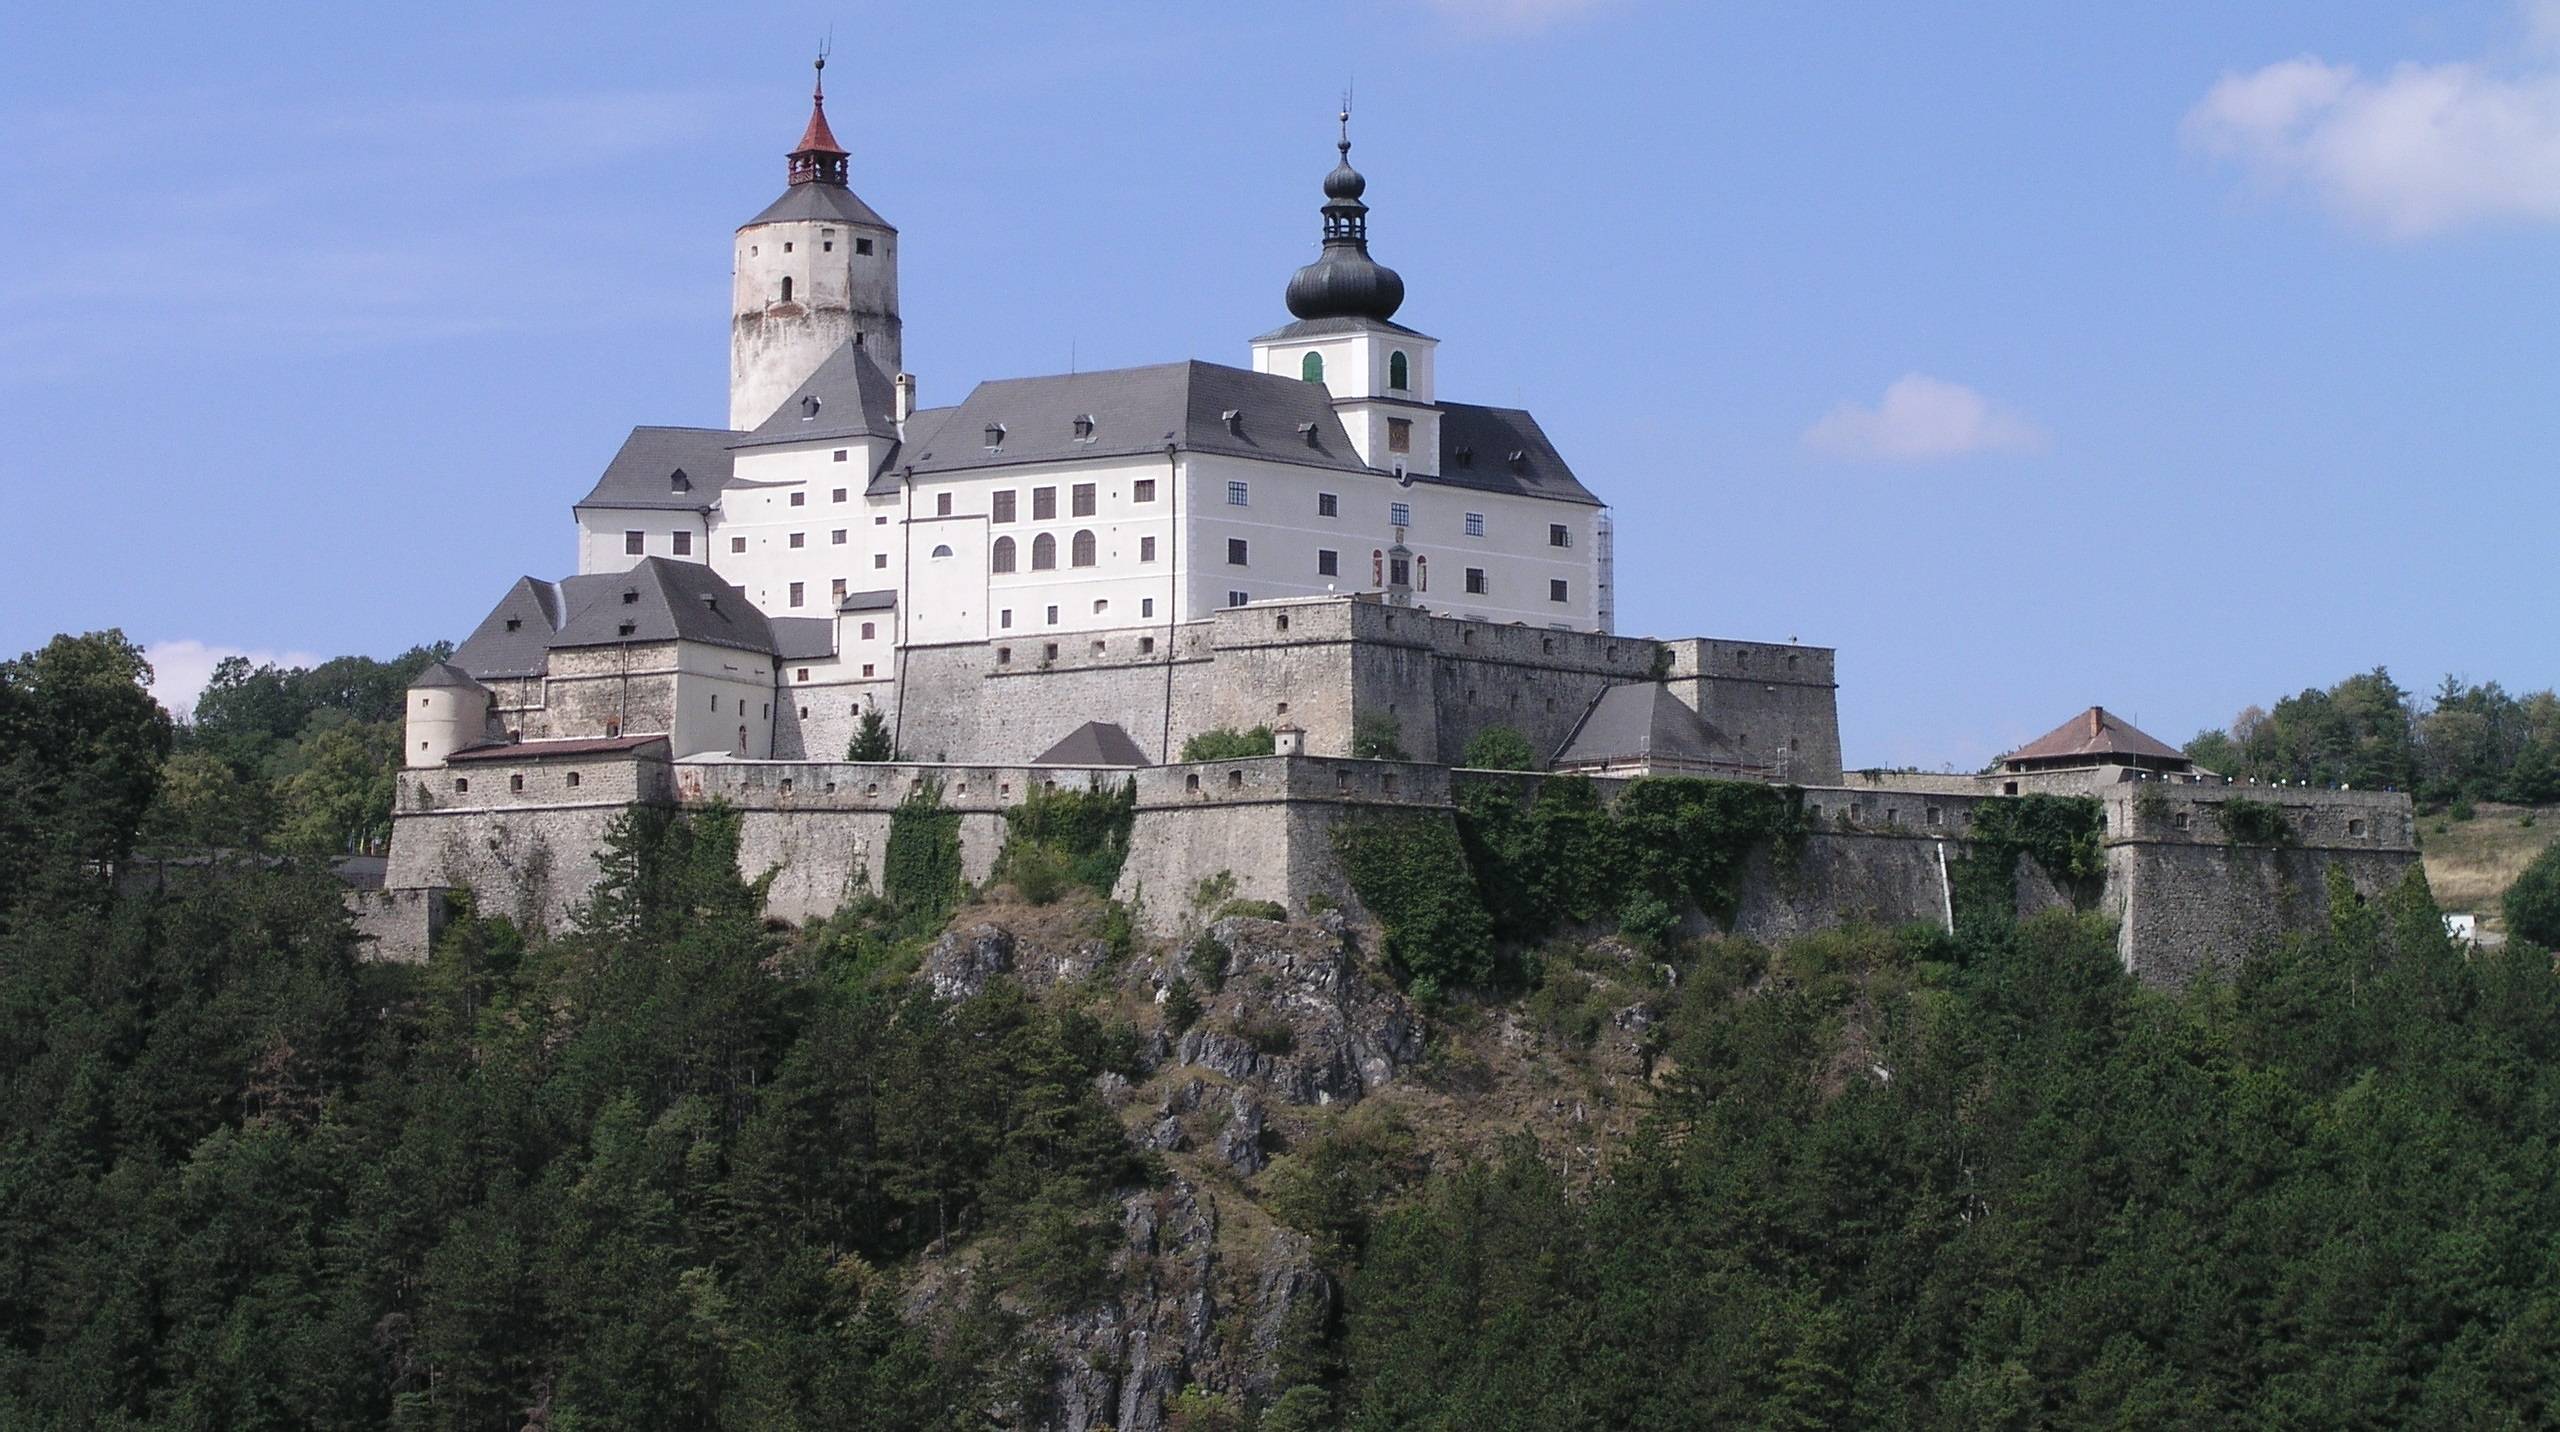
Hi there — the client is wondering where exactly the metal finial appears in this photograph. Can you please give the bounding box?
[814,41,830,99]
[1339,84,1354,154]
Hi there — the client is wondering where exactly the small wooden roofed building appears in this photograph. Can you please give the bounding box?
[1997,706,2192,777]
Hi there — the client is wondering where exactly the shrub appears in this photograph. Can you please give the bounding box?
[2507,845,2560,950]
[1185,932,1232,992]
[999,779,1137,896]
[1462,725,1539,771]
[1181,726,1274,761]
[1618,889,1678,951]
[1004,842,1071,905]
[1333,812,1496,991]
[1164,977,1203,1035]
[2452,797,2478,822]
[2218,797,2296,847]
[1352,711,1408,760]
[1214,898,1287,923]
[1236,1011,1297,1056]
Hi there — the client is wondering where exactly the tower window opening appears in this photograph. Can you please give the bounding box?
[780,276,793,302]
[1300,351,1324,383]
[855,237,873,255]
[1389,350,1410,390]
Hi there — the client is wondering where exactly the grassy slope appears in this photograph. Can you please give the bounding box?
[2421,802,2559,930]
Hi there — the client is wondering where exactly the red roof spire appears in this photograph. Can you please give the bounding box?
[788,53,849,187]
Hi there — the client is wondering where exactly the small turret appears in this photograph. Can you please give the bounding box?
[405,662,491,767]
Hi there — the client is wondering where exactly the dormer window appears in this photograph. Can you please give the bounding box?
[621,589,638,604]
[504,618,522,631]
[801,395,822,420]
[1454,445,1475,468]
[1222,408,1244,435]
[1508,449,1528,468]
[984,422,1005,448]
[617,621,636,636]
[669,468,691,493]
[1072,415,1094,440]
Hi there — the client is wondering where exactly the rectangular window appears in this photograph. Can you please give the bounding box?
[1390,501,1411,528]
[1387,417,1412,454]
[1318,492,1338,518]
[1227,590,1250,608]
[788,532,805,548]
[1045,606,1059,624]
[1317,549,1338,577]
[873,553,887,569]
[1227,481,1249,507]
[832,450,848,463]
[1139,535,1157,562]
[861,663,875,677]
[1228,538,1249,566]
[992,490,1016,523]
[1141,598,1155,618]
[730,536,746,553]
[860,621,875,639]
[1000,609,1012,629]
[671,530,692,555]
[1133,478,1157,503]
[1549,523,1571,548]
[831,529,846,545]
[790,491,806,507]
[1550,578,1569,603]
[832,487,847,501]
[624,531,644,555]
[789,581,805,607]
[831,578,846,602]
[855,237,873,255]
[1464,512,1485,537]
[1033,487,1057,520]
[935,492,953,517]
[1072,483,1096,517]
[795,668,810,683]
[1466,567,1487,595]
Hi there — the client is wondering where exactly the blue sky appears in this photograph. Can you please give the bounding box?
[4,0,2554,766]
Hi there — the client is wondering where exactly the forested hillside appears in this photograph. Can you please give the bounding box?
[9,633,2560,1428]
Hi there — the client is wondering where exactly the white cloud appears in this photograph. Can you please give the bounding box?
[144,639,325,720]
[2184,11,2560,237]
[1418,0,1615,34]
[1802,374,2044,462]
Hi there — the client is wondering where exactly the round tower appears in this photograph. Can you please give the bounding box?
[405,662,491,768]
[730,55,901,431]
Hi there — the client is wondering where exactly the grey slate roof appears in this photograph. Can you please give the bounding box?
[1033,721,1152,768]
[742,182,894,231]
[1250,314,1431,343]
[1554,683,1750,770]
[450,577,572,679]
[734,341,901,449]
[450,559,778,680]
[838,588,898,613]
[899,361,1367,478]
[769,617,836,661]
[573,426,736,512]
[1435,403,1600,506]
[549,560,777,655]
[408,660,485,691]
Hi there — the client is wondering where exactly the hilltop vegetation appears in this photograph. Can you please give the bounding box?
[2185,666,2560,808]
[10,632,2560,1428]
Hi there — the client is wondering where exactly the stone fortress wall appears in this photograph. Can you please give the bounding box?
[382,734,2418,985]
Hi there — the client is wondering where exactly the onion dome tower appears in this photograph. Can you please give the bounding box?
[1283,109,1407,323]
[730,54,902,431]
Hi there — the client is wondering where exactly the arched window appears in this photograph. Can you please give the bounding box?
[929,544,954,559]
[1071,530,1096,567]
[991,535,1016,573]
[780,276,793,303]
[1300,351,1324,384]
[1032,533,1057,570]
[1389,350,1409,390]
[1416,555,1428,592]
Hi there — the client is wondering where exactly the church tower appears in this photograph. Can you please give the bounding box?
[729,56,901,431]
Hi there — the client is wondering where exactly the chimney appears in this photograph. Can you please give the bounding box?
[2087,707,2105,738]
[894,372,916,425]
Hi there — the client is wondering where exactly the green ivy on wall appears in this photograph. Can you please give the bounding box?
[1947,793,2105,934]
[884,778,962,919]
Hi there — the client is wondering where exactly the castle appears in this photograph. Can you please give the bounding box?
[366,61,2418,982]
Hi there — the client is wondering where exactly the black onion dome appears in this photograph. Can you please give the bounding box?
[1286,250,1406,322]
[1285,130,1405,322]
